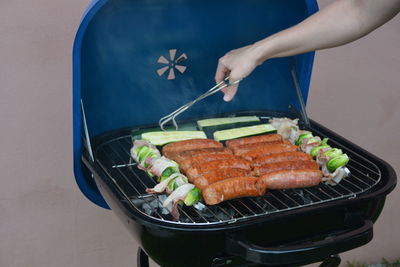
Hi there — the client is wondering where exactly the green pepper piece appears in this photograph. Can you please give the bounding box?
[327,154,349,172]
[321,138,329,146]
[134,145,145,155]
[184,188,202,206]
[295,132,313,146]
[306,137,320,145]
[167,177,179,191]
[324,148,343,158]
[310,145,331,159]
[137,146,152,162]
[143,153,158,168]
[160,167,179,181]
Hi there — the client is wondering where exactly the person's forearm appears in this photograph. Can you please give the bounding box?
[215,0,400,101]
[252,0,400,63]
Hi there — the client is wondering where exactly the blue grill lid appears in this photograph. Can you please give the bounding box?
[73,0,318,208]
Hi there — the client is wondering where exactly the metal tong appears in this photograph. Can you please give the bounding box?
[159,76,241,131]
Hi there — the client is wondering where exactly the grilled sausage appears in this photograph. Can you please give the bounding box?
[162,139,223,158]
[242,144,299,161]
[231,140,284,156]
[162,142,225,159]
[256,169,323,190]
[252,152,312,167]
[185,158,252,178]
[253,160,319,176]
[226,133,283,148]
[202,177,266,205]
[282,140,293,145]
[193,168,251,189]
[179,153,241,172]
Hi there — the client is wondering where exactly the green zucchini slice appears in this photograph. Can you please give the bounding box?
[141,131,206,146]
[213,124,276,141]
[197,116,260,129]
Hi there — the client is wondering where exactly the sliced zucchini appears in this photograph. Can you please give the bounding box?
[197,116,260,129]
[141,131,206,146]
[213,124,276,142]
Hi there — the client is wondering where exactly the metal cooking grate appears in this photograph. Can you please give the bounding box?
[93,120,381,226]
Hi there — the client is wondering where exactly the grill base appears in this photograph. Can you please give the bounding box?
[137,248,343,267]
[128,199,375,267]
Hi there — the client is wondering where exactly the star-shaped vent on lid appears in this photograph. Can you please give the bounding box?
[157,49,187,80]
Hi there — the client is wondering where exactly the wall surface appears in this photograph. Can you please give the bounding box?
[0,0,398,267]
[308,1,400,263]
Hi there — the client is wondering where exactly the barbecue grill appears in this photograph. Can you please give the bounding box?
[73,0,397,266]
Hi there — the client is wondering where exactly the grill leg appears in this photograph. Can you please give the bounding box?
[137,247,149,267]
[319,255,341,267]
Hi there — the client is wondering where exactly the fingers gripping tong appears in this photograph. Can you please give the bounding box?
[159,76,241,131]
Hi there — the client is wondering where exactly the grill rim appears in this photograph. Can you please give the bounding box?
[83,110,396,232]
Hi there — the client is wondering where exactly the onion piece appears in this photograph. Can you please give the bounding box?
[149,157,178,177]
[163,184,195,208]
[130,140,160,169]
[146,173,182,194]
[322,167,350,185]
[269,118,299,140]
[165,174,188,194]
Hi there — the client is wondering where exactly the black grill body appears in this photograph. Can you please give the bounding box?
[73,1,396,265]
[82,111,396,267]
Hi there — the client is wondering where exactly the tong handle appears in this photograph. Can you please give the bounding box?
[159,76,241,130]
[193,76,241,103]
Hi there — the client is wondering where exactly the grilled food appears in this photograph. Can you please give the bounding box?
[257,169,323,190]
[213,124,276,142]
[162,139,223,159]
[202,177,265,205]
[253,160,319,176]
[141,131,207,146]
[130,140,161,170]
[242,144,300,161]
[252,151,312,167]
[193,168,251,190]
[167,147,231,162]
[226,133,282,148]
[185,158,252,178]
[178,153,241,172]
[230,140,284,155]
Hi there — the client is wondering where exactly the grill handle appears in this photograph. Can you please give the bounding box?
[224,219,373,266]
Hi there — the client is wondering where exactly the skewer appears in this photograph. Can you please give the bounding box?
[159,76,241,131]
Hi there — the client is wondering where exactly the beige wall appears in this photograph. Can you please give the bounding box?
[308,1,400,263]
[0,1,398,267]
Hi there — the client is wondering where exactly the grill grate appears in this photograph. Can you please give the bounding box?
[93,117,381,226]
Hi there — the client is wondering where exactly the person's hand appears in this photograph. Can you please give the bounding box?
[215,45,260,102]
